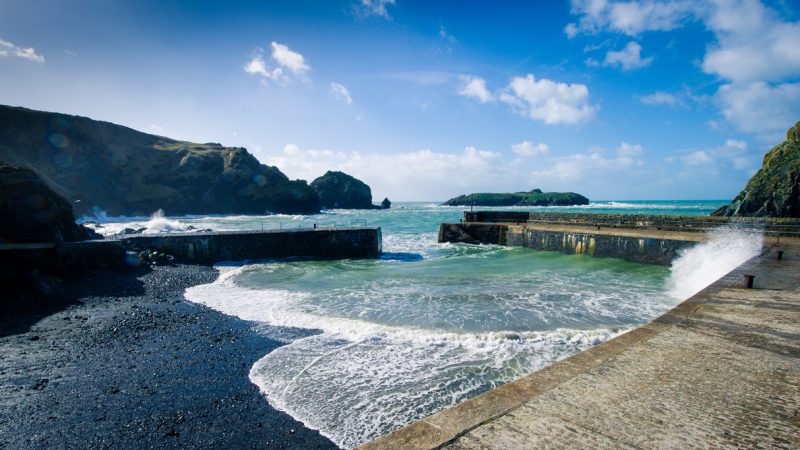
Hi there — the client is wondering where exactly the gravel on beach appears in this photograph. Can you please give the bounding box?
[0,264,339,449]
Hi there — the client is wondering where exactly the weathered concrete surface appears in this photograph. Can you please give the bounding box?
[358,240,800,450]
[439,222,701,265]
[120,227,382,264]
[464,211,800,237]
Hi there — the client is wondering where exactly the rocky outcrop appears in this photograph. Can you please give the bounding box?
[381,198,391,209]
[712,122,800,217]
[0,105,320,216]
[310,171,376,209]
[0,164,100,242]
[442,189,590,207]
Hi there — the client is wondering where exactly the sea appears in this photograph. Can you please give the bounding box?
[82,201,764,448]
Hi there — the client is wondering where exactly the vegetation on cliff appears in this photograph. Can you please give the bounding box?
[442,189,590,207]
[0,164,100,242]
[711,122,800,217]
[310,171,376,209]
[0,105,320,216]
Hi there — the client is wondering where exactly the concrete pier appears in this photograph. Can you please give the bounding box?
[439,212,800,265]
[359,240,800,449]
[120,227,382,264]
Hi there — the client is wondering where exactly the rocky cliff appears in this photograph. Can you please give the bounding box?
[442,189,590,207]
[0,164,100,242]
[712,122,800,217]
[0,105,320,216]
[310,171,376,209]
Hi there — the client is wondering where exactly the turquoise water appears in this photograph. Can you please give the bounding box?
[94,200,731,448]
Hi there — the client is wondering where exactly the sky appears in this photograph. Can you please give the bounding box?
[1,0,799,201]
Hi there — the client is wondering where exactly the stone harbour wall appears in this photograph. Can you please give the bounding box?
[120,227,382,264]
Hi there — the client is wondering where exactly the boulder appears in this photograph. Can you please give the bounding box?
[310,171,375,209]
[0,164,101,243]
[711,122,800,217]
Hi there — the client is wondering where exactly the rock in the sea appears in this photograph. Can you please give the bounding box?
[442,189,590,207]
[711,122,800,217]
[0,164,101,243]
[381,197,391,209]
[0,105,320,216]
[310,171,375,209]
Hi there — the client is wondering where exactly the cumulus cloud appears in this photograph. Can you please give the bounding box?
[499,74,598,125]
[0,37,45,63]
[678,138,753,171]
[566,0,800,137]
[532,151,642,182]
[603,42,653,71]
[565,0,696,36]
[330,82,353,104]
[716,81,800,136]
[352,0,396,19]
[244,42,310,84]
[265,144,513,200]
[458,75,494,103]
[512,141,550,157]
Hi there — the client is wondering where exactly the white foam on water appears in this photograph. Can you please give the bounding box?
[141,209,187,233]
[185,266,630,448]
[667,226,764,300]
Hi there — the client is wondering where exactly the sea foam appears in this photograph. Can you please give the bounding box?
[667,226,764,300]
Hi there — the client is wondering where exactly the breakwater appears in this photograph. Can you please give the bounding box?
[120,227,382,264]
[360,240,800,450]
[439,211,800,265]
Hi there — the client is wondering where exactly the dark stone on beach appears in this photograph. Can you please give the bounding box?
[0,105,321,216]
[310,170,376,209]
[0,265,338,449]
[712,122,800,217]
[0,163,100,243]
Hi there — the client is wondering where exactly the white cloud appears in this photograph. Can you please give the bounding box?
[617,142,644,156]
[330,82,353,104]
[603,42,653,71]
[244,42,310,84]
[499,74,598,125]
[458,75,494,103]
[678,139,752,170]
[638,91,680,107]
[265,144,512,201]
[0,37,45,63]
[566,0,800,136]
[352,0,396,19]
[682,150,712,165]
[533,151,640,182]
[702,0,800,83]
[716,81,800,136]
[512,141,550,157]
[566,0,696,36]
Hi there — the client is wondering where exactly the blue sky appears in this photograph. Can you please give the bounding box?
[1,0,799,201]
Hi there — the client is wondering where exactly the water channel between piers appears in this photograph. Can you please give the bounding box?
[359,212,800,449]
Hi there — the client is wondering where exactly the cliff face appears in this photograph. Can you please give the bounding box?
[442,189,590,207]
[310,171,375,209]
[0,164,100,242]
[0,105,320,216]
[712,122,800,217]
